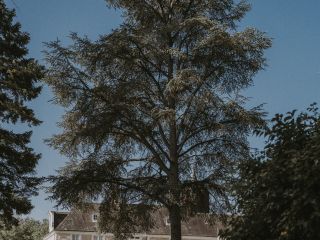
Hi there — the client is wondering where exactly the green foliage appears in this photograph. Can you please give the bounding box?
[222,104,320,240]
[0,218,48,240]
[44,1,270,239]
[0,0,43,228]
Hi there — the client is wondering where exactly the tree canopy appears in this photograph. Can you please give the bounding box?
[222,104,320,240]
[0,218,48,240]
[44,1,270,239]
[0,0,43,228]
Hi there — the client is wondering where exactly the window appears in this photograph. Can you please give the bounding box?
[92,214,99,222]
[93,235,103,240]
[165,217,170,226]
[129,236,141,240]
[72,234,80,240]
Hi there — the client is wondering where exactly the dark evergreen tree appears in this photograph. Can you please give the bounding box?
[45,1,270,240]
[0,0,43,228]
[222,104,320,240]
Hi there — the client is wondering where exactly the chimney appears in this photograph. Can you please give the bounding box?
[191,165,210,213]
[194,187,209,213]
[48,211,54,232]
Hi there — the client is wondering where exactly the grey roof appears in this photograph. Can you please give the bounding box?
[55,205,99,232]
[52,205,219,237]
[148,208,219,237]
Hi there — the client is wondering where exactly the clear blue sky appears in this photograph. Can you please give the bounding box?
[4,0,320,220]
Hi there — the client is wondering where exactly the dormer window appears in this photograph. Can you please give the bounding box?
[165,217,170,226]
[92,214,99,222]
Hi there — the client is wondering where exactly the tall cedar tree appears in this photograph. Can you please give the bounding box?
[45,1,270,239]
[222,104,320,240]
[0,0,43,228]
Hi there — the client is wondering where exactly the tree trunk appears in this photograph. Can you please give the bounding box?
[167,29,181,240]
[169,205,182,240]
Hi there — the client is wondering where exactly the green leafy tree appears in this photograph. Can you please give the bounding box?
[222,104,320,240]
[0,0,43,228]
[44,1,270,239]
[0,218,48,240]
